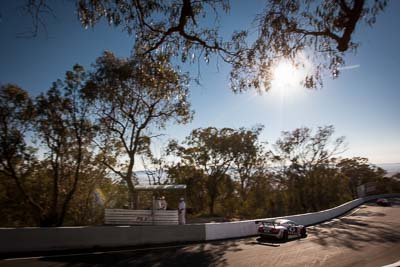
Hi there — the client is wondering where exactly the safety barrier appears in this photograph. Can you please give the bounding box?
[0,193,398,253]
[0,224,205,254]
[204,193,400,240]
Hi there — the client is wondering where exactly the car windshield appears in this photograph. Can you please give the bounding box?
[275,219,296,225]
[260,221,274,226]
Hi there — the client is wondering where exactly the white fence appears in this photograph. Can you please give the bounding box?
[104,209,179,225]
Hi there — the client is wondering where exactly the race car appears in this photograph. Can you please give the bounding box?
[255,219,307,241]
[376,198,391,206]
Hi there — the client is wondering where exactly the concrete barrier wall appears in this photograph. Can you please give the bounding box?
[0,224,205,253]
[0,193,398,253]
[204,193,400,241]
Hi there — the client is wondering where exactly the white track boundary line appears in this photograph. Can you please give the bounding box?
[382,260,400,267]
[346,206,362,217]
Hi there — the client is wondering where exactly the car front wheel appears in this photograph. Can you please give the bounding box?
[282,230,288,241]
[300,228,307,238]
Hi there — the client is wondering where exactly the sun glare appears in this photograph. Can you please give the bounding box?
[271,60,302,90]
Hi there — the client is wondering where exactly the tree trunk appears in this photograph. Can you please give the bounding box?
[209,196,215,216]
[39,212,59,227]
[207,174,218,216]
[125,176,136,209]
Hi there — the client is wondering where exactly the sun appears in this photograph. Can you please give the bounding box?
[271,60,301,90]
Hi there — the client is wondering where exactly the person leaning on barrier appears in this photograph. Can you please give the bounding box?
[178,197,186,224]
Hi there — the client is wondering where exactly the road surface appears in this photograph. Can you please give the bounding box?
[1,199,399,267]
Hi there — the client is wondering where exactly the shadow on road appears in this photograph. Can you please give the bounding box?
[348,210,386,217]
[40,241,243,267]
[251,237,281,247]
[250,236,306,246]
[309,217,400,250]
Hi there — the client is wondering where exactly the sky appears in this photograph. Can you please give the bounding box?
[1,0,399,167]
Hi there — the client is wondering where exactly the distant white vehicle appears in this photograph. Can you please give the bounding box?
[255,219,307,241]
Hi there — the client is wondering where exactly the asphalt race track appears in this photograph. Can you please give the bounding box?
[1,199,399,267]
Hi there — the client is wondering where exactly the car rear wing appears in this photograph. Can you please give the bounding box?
[255,220,275,225]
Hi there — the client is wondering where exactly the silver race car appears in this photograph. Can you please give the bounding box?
[255,219,307,241]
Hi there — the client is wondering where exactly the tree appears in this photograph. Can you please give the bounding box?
[21,0,388,91]
[336,157,386,197]
[33,64,94,226]
[0,70,96,227]
[0,84,41,221]
[168,126,264,215]
[167,164,208,214]
[229,126,266,202]
[83,51,193,208]
[230,0,389,91]
[272,125,347,213]
[273,125,346,172]
[244,171,277,218]
[64,162,111,226]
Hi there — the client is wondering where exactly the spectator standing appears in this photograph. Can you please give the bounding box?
[154,196,162,210]
[160,196,167,210]
[178,197,186,224]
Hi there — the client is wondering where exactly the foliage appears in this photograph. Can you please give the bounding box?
[0,84,41,223]
[34,65,94,226]
[21,0,388,91]
[336,157,385,198]
[167,165,208,214]
[167,126,265,215]
[1,108,397,226]
[0,68,101,226]
[166,125,396,219]
[230,0,389,91]
[83,51,193,208]
[0,51,194,226]
[0,81,397,225]
[272,125,346,170]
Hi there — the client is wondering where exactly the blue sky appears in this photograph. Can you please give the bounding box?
[1,0,399,165]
